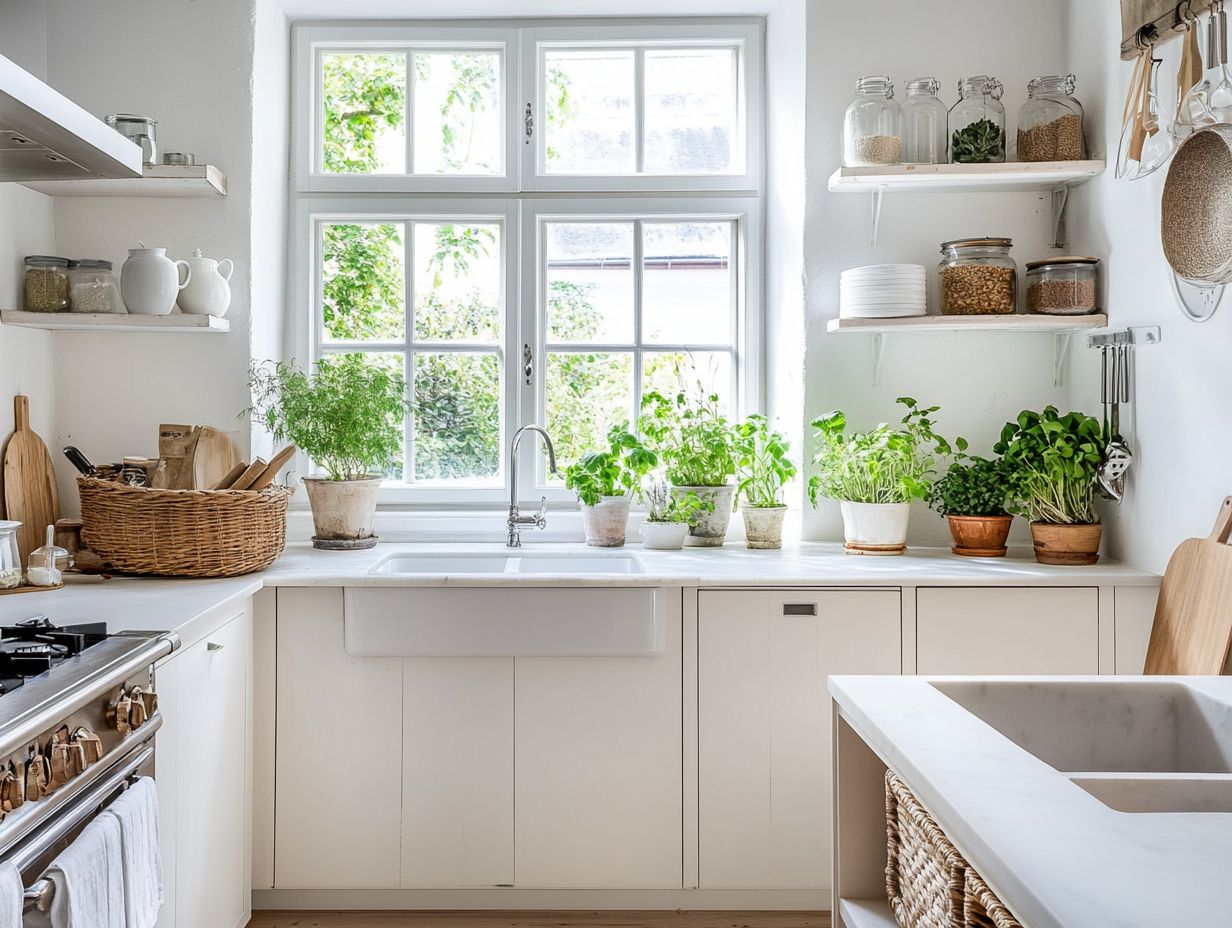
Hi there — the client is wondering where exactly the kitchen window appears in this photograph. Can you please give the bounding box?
[290,21,763,503]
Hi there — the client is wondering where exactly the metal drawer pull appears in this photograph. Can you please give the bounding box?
[207,642,224,652]
[782,603,818,616]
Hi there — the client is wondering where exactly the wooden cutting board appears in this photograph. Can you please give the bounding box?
[192,427,238,491]
[1145,496,1232,675]
[160,423,200,490]
[2,395,60,565]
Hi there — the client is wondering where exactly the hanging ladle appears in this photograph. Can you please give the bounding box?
[1097,345,1133,501]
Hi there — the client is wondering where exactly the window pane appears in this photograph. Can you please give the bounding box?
[642,222,733,345]
[544,49,635,174]
[320,351,406,481]
[412,52,502,175]
[321,52,406,174]
[643,351,733,415]
[545,351,634,473]
[644,48,737,174]
[413,352,501,482]
[413,222,501,343]
[321,223,405,342]
[545,223,634,344]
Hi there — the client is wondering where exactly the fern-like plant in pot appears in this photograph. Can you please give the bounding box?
[807,398,950,555]
[249,356,408,549]
[563,424,657,548]
[733,414,797,549]
[928,445,1014,557]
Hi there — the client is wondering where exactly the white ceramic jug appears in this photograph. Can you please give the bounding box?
[121,247,191,315]
[177,249,234,316]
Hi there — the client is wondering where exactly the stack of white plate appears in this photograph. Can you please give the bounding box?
[839,264,927,319]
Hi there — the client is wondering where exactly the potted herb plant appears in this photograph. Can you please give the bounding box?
[928,444,1014,557]
[248,356,408,549]
[638,474,713,551]
[639,389,737,547]
[733,414,797,549]
[564,424,657,548]
[994,407,1104,566]
[807,398,950,555]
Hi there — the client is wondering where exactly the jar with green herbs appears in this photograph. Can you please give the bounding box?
[938,238,1017,315]
[902,77,948,164]
[68,259,125,314]
[1018,74,1085,161]
[949,75,1006,163]
[23,255,70,312]
[842,76,903,166]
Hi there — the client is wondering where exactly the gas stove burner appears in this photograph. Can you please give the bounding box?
[0,617,110,687]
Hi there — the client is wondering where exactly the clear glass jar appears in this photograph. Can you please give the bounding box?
[938,238,1017,315]
[1025,256,1099,315]
[26,525,64,588]
[1018,74,1085,162]
[23,255,70,312]
[842,76,903,166]
[902,77,949,164]
[68,259,125,314]
[949,75,1006,163]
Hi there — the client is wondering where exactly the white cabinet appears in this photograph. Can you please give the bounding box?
[155,607,251,928]
[696,589,901,891]
[1114,586,1159,674]
[915,587,1099,675]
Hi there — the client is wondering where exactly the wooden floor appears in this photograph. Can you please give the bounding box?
[247,912,830,928]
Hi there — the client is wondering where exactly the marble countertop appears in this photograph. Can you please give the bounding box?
[829,675,1232,928]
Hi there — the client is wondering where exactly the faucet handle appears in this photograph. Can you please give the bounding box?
[535,496,549,528]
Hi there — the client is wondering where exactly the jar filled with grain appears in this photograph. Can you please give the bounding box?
[938,238,1017,315]
[902,77,949,164]
[1018,74,1085,162]
[842,76,903,167]
[68,259,125,314]
[23,255,70,312]
[1025,256,1099,315]
[949,76,1006,163]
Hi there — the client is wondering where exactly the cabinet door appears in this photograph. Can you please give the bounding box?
[916,587,1098,675]
[697,589,901,891]
[514,591,682,888]
[1114,586,1159,674]
[274,588,402,888]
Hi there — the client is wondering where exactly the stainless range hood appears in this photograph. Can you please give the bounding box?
[0,52,142,182]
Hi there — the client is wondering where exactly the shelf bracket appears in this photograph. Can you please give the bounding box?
[870,332,887,386]
[1049,184,1070,250]
[868,185,887,247]
[1052,332,1072,387]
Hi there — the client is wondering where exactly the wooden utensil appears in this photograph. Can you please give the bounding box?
[192,427,238,491]
[159,424,200,490]
[228,458,267,492]
[212,460,249,491]
[2,396,61,565]
[1144,496,1232,674]
[248,445,297,492]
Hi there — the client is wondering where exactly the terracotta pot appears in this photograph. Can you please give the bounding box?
[947,514,1013,557]
[302,476,382,547]
[1030,521,1102,566]
[640,520,689,551]
[839,501,910,555]
[673,484,735,547]
[580,496,631,547]
[741,504,787,549]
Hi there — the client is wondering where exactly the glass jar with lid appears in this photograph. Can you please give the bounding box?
[949,75,1006,163]
[1025,256,1099,315]
[842,76,903,166]
[901,77,948,164]
[68,259,125,314]
[938,238,1017,315]
[1018,74,1085,162]
[23,256,70,312]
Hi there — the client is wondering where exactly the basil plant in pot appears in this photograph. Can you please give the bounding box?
[928,444,1014,557]
[994,407,1104,566]
[807,398,950,555]
[638,474,713,551]
[639,389,737,547]
[249,356,409,550]
[563,424,657,548]
[733,414,797,549]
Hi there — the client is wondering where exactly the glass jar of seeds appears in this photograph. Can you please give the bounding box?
[842,76,903,167]
[949,76,1006,163]
[938,238,1017,315]
[902,77,949,164]
[23,255,70,313]
[68,259,125,314]
[1025,256,1099,315]
[1018,74,1085,162]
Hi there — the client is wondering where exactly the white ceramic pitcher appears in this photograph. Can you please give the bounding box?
[177,249,234,316]
[121,247,191,315]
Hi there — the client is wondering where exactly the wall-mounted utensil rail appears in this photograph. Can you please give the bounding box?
[1122,0,1220,59]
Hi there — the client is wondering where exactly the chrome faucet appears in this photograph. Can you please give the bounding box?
[507,424,557,547]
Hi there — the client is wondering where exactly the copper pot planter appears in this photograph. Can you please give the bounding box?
[947,515,1013,557]
[1030,521,1102,566]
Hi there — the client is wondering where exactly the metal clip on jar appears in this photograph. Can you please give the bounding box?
[902,77,949,164]
[1018,74,1085,162]
[949,76,1006,163]
[1025,256,1099,315]
[23,256,70,313]
[939,238,1017,315]
[842,76,903,166]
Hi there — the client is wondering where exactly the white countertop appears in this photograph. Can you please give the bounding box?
[829,675,1232,928]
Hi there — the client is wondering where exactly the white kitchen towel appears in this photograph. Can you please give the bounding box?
[0,860,22,928]
[41,811,125,928]
[108,778,162,928]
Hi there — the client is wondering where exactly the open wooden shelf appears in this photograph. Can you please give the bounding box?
[827,313,1107,335]
[827,160,1105,194]
[22,164,227,198]
[837,898,897,928]
[1,310,229,333]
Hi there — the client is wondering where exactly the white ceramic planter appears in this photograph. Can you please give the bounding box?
[580,496,631,547]
[741,504,787,550]
[839,500,910,555]
[640,520,689,551]
[303,476,382,547]
[673,484,735,547]
[121,247,191,315]
[177,249,234,316]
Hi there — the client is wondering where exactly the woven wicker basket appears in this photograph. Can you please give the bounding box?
[963,870,1023,928]
[78,476,292,578]
[885,770,966,928]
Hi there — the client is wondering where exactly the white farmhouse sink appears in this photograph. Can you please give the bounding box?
[369,551,644,576]
[370,553,512,574]
[1071,774,1232,813]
